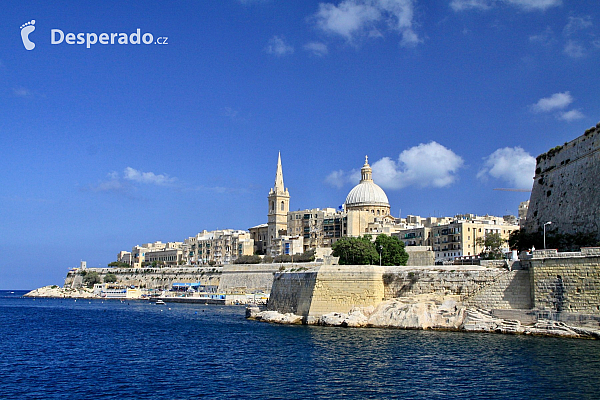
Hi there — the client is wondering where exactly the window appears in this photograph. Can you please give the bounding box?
[281,201,285,211]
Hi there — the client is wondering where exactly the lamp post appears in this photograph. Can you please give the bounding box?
[543,221,552,249]
[379,245,383,266]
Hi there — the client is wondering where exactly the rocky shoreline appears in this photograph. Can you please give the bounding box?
[24,285,96,299]
[247,295,600,339]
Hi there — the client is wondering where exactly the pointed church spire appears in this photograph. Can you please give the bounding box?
[274,151,285,193]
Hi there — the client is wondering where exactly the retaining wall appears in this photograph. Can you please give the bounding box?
[523,248,600,314]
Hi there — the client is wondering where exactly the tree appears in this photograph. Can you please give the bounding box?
[509,229,599,252]
[274,254,292,263]
[234,255,261,264]
[104,273,118,283]
[332,235,379,265]
[295,249,316,263]
[374,234,409,266]
[262,255,273,264]
[83,271,102,288]
[108,261,131,268]
[476,232,506,259]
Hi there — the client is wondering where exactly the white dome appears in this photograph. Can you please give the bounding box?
[345,181,389,208]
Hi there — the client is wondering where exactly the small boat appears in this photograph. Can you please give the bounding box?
[156,300,166,305]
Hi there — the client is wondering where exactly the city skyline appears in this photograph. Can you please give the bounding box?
[2,0,599,289]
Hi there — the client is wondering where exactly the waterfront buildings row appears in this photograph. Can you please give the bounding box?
[117,153,523,267]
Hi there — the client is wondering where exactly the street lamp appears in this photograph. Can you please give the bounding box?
[543,221,552,249]
[379,245,383,266]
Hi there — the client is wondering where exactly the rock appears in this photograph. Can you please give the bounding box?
[462,308,523,334]
[525,319,580,338]
[320,309,369,327]
[255,311,303,324]
[24,286,95,299]
[367,295,465,330]
[245,306,261,319]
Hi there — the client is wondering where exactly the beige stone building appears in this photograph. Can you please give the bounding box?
[287,208,345,251]
[130,241,172,268]
[184,229,254,265]
[394,214,519,263]
[248,223,268,255]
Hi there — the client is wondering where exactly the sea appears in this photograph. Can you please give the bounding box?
[1,290,599,400]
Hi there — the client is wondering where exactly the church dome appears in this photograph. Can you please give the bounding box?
[344,156,390,210]
[345,181,389,207]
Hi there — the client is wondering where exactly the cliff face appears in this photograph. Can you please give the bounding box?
[525,124,600,239]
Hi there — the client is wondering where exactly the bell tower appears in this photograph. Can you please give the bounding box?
[267,152,290,255]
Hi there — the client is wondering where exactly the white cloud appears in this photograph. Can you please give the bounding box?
[13,87,33,97]
[325,169,351,188]
[477,147,535,189]
[265,35,294,56]
[563,39,585,58]
[504,0,561,11]
[450,0,493,11]
[531,91,573,113]
[326,142,464,190]
[90,178,126,193]
[529,26,555,46]
[558,109,584,121]
[304,41,329,56]
[312,0,421,48]
[220,107,239,119]
[451,0,561,12]
[563,16,592,37]
[123,167,176,185]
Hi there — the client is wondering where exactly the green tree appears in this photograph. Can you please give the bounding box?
[83,271,102,288]
[234,254,261,264]
[509,229,599,252]
[477,232,506,259]
[104,273,118,283]
[374,234,409,266]
[295,249,316,263]
[108,261,131,268]
[332,235,379,265]
[262,255,274,264]
[274,254,292,263]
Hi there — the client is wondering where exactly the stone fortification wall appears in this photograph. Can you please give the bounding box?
[382,265,532,309]
[267,271,319,315]
[307,265,385,316]
[267,265,385,317]
[267,264,534,318]
[64,266,222,289]
[404,247,435,266]
[525,124,600,238]
[523,248,600,314]
[463,270,532,309]
[218,263,321,294]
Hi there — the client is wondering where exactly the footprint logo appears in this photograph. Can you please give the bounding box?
[20,20,36,50]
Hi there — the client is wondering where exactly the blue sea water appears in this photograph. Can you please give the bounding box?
[1,290,599,400]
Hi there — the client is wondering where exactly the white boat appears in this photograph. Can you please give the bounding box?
[156,300,166,305]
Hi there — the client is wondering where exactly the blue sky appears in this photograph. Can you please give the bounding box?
[1,0,599,289]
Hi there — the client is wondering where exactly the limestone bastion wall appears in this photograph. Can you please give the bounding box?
[64,263,323,294]
[267,265,385,317]
[267,264,533,318]
[525,124,600,239]
[384,266,532,310]
[522,248,600,314]
[218,263,322,294]
[64,266,222,290]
